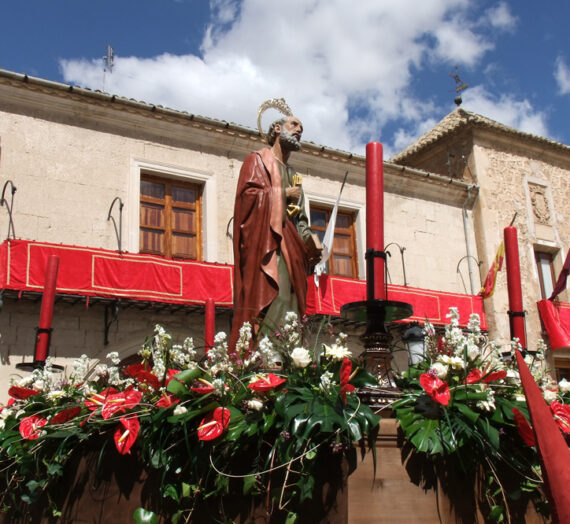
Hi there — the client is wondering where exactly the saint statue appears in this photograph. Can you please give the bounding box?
[229,99,321,349]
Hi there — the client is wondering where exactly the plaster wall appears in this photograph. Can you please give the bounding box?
[471,135,570,349]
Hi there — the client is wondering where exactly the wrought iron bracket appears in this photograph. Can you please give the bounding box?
[1,180,17,240]
[385,242,408,286]
[107,197,124,253]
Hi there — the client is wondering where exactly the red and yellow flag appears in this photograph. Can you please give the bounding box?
[479,241,504,298]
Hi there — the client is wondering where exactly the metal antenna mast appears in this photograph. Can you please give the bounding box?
[102,44,114,92]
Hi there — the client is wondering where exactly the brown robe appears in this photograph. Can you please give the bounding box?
[229,148,309,349]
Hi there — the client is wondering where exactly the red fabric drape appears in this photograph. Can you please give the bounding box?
[515,350,570,523]
[537,299,570,350]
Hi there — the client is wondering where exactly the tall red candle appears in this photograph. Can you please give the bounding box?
[205,297,215,353]
[366,142,386,300]
[504,227,526,348]
[34,255,60,362]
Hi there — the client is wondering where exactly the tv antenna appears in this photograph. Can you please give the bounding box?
[449,66,468,106]
[102,44,114,92]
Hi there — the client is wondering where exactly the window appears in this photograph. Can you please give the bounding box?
[535,251,555,299]
[310,206,358,278]
[140,174,202,260]
[554,358,570,382]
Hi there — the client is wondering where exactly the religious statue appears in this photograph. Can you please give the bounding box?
[229,99,321,350]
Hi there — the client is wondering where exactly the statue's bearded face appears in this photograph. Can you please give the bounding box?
[279,117,303,151]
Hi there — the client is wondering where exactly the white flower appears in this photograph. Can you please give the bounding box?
[476,390,496,412]
[46,390,65,400]
[291,347,311,368]
[543,389,558,403]
[247,399,264,411]
[173,405,187,416]
[319,371,335,394]
[559,378,570,394]
[323,343,351,362]
[431,362,448,379]
[106,351,121,365]
[466,343,480,361]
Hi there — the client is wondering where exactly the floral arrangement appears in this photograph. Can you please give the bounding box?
[0,313,380,522]
[393,308,570,523]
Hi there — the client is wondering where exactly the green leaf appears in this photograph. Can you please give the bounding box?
[243,474,257,495]
[166,368,202,396]
[133,508,159,524]
[454,402,480,424]
[162,484,180,503]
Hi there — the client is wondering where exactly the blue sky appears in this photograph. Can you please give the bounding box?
[1,0,569,157]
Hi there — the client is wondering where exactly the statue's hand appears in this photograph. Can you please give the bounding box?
[306,233,323,266]
[285,186,301,203]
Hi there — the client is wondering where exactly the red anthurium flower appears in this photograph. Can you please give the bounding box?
[419,373,450,406]
[8,386,39,400]
[550,401,570,434]
[247,373,286,392]
[165,369,180,386]
[156,392,179,408]
[85,387,119,411]
[197,407,230,441]
[124,364,160,390]
[19,414,47,440]
[512,408,536,446]
[113,415,140,455]
[50,406,82,425]
[101,388,142,420]
[190,378,216,395]
[465,369,483,384]
[483,370,507,383]
[339,358,355,403]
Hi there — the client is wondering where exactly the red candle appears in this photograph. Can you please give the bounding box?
[366,142,386,300]
[205,297,215,353]
[504,227,526,348]
[34,255,60,362]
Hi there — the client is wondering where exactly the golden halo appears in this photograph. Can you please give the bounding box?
[256,98,293,142]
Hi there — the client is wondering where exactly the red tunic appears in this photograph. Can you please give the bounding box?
[229,148,309,349]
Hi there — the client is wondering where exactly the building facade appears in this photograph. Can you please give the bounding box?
[0,68,568,395]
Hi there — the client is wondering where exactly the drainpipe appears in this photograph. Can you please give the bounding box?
[462,186,476,295]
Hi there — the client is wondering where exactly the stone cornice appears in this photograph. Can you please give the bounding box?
[0,68,477,208]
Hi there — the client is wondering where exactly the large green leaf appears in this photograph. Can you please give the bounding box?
[133,508,159,524]
[166,369,202,397]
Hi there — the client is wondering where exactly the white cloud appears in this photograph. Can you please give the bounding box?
[462,85,549,138]
[554,57,570,95]
[59,0,520,155]
[484,2,517,32]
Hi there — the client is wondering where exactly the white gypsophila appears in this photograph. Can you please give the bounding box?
[319,371,335,394]
[106,351,121,365]
[173,404,187,416]
[107,366,123,386]
[211,378,227,395]
[423,321,436,338]
[207,332,233,376]
[467,313,481,334]
[69,354,91,385]
[247,399,264,411]
[290,347,311,368]
[235,322,253,355]
[543,389,558,403]
[559,378,570,394]
[257,336,277,365]
[323,343,351,362]
[431,362,448,379]
[477,390,496,412]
